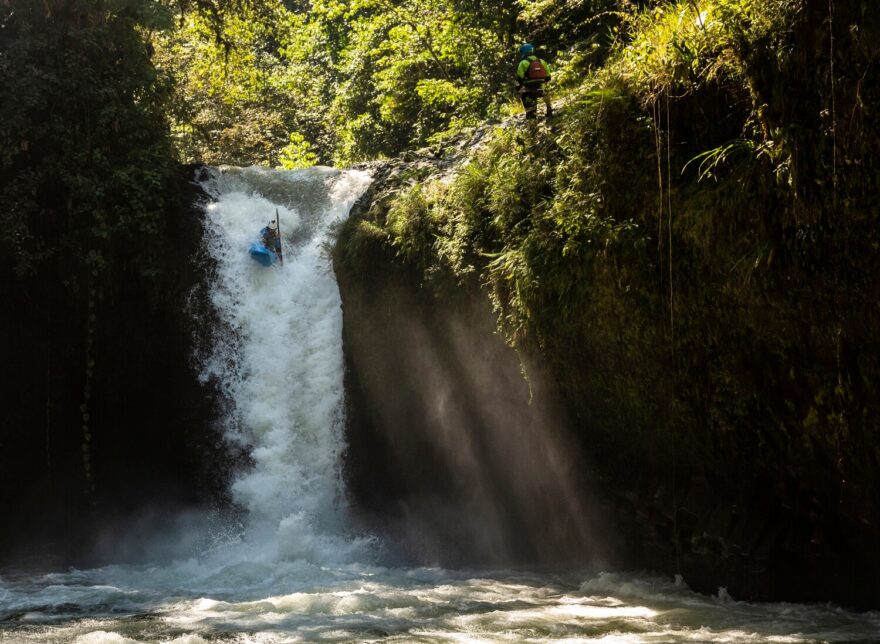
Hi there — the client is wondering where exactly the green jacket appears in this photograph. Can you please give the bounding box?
[516,55,551,87]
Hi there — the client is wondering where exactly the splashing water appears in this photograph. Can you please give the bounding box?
[195,165,372,564]
[3,567,880,643]
[2,167,879,643]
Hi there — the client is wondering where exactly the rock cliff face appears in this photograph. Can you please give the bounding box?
[0,166,229,566]
[334,147,880,609]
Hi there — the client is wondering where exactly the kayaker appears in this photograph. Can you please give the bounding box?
[261,220,280,255]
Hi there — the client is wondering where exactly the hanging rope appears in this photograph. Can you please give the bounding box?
[665,89,680,576]
[667,92,674,344]
[653,90,680,575]
[828,0,844,507]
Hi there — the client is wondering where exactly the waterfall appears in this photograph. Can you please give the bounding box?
[195,165,372,563]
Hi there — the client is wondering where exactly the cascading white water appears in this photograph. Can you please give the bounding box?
[195,165,373,563]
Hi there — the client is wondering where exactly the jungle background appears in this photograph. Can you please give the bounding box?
[2,0,878,606]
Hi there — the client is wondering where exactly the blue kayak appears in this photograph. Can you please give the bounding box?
[248,242,276,267]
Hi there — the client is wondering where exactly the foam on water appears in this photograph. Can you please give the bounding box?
[3,568,880,642]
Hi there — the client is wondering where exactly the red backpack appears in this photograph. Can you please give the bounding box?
[526,58,548,80]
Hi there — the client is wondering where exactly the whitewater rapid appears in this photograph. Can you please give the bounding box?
[2,166,880,643]
[195,166,373,564]
[3,567,880,642]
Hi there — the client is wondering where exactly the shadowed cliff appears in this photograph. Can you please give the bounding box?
[336,232,618,567]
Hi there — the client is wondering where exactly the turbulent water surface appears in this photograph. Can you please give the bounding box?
[2,167,879,643]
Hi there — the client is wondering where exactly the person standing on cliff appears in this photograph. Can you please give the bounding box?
[516,43,553,120]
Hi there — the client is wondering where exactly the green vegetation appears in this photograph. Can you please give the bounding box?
[343,0,880,541]
[153,0,622,166]
[1,0,177,282]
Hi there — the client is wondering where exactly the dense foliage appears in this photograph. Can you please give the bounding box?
[0,0,191,513]
[1,0,177,282]
[153,0,625,166]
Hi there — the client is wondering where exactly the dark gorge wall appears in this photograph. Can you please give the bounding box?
[335,139,880,609]
[0,167,228,567]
